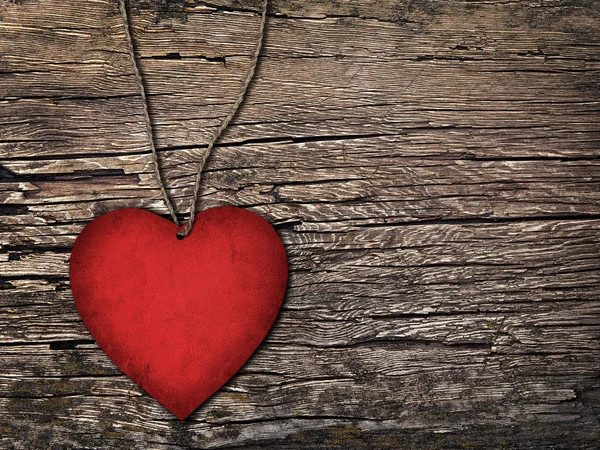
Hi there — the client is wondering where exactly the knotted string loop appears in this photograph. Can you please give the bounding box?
[118,0,268,237]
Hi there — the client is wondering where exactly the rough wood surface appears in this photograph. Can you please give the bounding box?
[1,0,599,448]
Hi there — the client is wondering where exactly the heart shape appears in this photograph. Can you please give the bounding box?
[69,207,288,419]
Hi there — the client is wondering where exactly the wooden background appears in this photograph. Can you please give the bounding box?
[1,0,599,448]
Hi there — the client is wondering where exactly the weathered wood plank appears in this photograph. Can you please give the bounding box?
[0,343,598,446]
[2,142,600,230]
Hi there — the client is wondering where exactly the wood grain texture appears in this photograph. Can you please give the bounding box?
[1,0,599,448]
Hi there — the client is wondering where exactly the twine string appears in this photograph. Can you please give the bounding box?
[118,0,268,237]
[118,0,179,226]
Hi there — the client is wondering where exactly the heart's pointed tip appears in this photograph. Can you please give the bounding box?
[174,412,192,421]
[169,408,195,420]
[168,404,197,421]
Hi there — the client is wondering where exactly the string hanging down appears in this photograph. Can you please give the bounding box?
[118,0,269,237]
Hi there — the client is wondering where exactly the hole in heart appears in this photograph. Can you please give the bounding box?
[177,233,185,240]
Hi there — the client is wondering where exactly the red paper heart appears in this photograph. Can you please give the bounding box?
[69,207,288,419]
